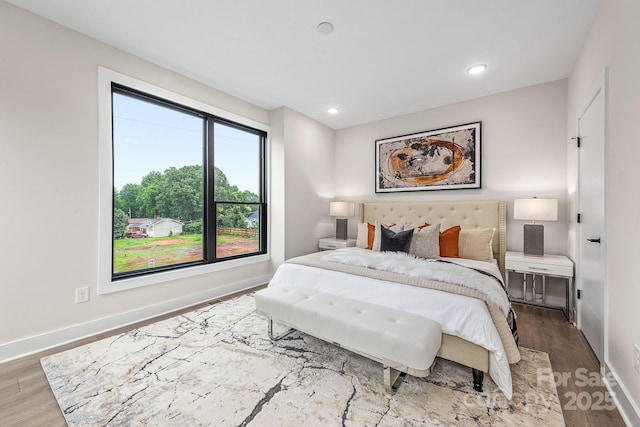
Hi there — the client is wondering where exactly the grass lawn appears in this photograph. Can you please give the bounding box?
[113,233,257,273]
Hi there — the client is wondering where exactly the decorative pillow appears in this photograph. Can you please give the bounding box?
[372,222,401,251]
[356,222,400,250]
[356,223,369,249]
[439,225,461,257]
[368,223,376,249]
[459,227,495,262]
[380,225,414,253]
[355,223,377,249]
[409,223,441,259]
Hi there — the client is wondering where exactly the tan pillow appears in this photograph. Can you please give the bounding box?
[356,223,369,248]
[459,227,495,262]
[409,224,441,259]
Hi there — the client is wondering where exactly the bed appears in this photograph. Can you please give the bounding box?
[263,200,520,398]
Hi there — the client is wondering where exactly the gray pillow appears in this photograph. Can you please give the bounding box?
[409,223,441,259]
[380,225,414,253]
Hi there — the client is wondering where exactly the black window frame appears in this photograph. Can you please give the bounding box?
[111,83,268,281]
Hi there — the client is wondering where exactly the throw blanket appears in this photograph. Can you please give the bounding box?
[288,249,520,365]
[322,249,510,316]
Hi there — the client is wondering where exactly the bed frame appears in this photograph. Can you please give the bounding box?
[360,200,507,389]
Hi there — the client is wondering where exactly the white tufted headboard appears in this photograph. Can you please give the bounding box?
[360,200,507,277]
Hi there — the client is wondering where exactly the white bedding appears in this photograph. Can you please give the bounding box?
[267,252,514,399]
[321,249,510,316]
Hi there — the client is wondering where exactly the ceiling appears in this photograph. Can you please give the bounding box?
[7,0,600,129]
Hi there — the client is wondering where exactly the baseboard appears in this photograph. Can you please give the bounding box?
[0,274,270,364]
[604,362,640,426]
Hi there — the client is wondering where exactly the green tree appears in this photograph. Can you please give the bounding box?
[119,183,141,218]
[216,204,255,228]
[214,166,235,201]
[184,220,202,234]
[156,165,203,220]
[214,167,257,227]
[113,208,129,237]
[113,188,125,213]
[239,190,259,203]
[137,171,164,218]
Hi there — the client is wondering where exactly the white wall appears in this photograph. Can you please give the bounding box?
[0,2,271,357]
[567,0,640,423]
[269,107,335,265]
[335,80,569,300]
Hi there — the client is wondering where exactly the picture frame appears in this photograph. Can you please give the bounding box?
[375,121,481,193]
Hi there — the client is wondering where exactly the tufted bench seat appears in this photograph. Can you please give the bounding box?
[255,286,442,391]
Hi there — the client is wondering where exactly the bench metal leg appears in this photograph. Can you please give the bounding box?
[384,358,437,393]
[384,366,406,392]
[267,318,294,341]
[472,368,484,392]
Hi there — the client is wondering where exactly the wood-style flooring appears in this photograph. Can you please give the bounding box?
[0,291,627,426]
[515,303,626,426]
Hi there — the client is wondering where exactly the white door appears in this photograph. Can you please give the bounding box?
[577,72,607,366]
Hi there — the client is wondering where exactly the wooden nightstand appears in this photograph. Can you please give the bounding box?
[505,251,575,323]
[318,237,356,251]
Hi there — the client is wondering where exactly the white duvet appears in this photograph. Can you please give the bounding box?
[267,249,515,399]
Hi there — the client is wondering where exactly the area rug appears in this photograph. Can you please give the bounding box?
[41,294,564,426]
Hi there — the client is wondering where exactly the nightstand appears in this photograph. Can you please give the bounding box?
[505,251,574,323]
[318,237,356,251]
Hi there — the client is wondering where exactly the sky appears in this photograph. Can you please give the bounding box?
[112,93,260,194]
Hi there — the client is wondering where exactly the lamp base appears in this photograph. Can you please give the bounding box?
[523,224,544,256]
[336,218,348,240]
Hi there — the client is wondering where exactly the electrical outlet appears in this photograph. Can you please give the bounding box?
[75,287,89,304]
[634,344,640,374]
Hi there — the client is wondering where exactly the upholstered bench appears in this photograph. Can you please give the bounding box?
[255,286,442,392]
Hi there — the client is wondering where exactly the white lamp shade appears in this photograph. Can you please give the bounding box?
[513,198,558,221]
[329,201,355,217]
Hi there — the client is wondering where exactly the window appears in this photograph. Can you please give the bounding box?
[109,83,267,282]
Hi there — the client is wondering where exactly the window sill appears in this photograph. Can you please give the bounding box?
[98,253,270,295]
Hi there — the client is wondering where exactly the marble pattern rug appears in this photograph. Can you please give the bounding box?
[41,295,564,426]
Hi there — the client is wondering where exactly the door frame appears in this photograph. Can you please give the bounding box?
[575,68,608,370]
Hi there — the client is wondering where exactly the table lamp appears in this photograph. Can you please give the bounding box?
[330,201,355,240]
[513,198,558,256]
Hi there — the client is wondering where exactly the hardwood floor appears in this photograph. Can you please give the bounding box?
[0,292,627,426]
[515,303,626,427]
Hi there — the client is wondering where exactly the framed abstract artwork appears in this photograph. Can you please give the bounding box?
[375,121,481,192]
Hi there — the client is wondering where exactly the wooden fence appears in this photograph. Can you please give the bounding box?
[217,227,258,237]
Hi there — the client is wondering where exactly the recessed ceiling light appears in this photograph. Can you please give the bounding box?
[467,64,487,75]
[327,107,340,114]
[317,22,334,35]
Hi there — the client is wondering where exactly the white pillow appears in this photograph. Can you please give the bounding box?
[409,224,441,259]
